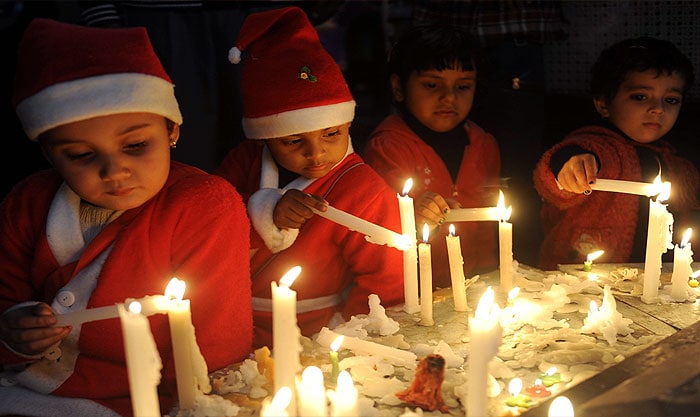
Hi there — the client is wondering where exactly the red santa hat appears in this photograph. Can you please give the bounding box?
[228,6,355,139]
[12,18,182,141]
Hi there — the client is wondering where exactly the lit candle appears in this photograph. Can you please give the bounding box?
[446,224,468,311]
[505,378,534,408]
[444,206,498,222]
[525,378,552,397]
[548,396,574,417]
[398,178,420,313]
[583,250,604,272]
[316,327,417,367]
[418,223,434,326]
[118,301,162,417]
[496,191,514,291]
[689,270,700,288]
[329,335,344,383]
[671,228,694,301]
[590,178,657,196]
[642,176,673,303]
[328,370,358,417]
[55,294,171,327]
[297,366,327,417]
[260,386,292,417]
[467,286,502,417]
[165,277,211,411]
[313,205,413,250]
[540,367,562,387]
[272,266,302,415]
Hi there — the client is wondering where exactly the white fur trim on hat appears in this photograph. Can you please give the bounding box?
[248,188,299,253]
[243,100,355,139]
[15,73,182,141]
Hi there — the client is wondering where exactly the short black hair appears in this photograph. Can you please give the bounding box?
[590,36,695,102]
[388,24,480,88]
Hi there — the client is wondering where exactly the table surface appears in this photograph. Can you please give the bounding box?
[521,262,700,417]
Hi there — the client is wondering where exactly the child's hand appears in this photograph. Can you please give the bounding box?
[415,191,451,229]
[0,303,70,356]
[274,189,328,230]
[557,154,599,195]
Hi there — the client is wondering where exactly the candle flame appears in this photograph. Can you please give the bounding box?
[507,287,520,302]
[475,286,497,320]
[534,378,544,387]
[508,378,523,396]
[586,250,604,262]
[448,224,456,237]
[280,266,301,288]
[681,228,692,248]
[422,223,430,243]
[545,366,557,376]
[402,178,413,196]
[693,270,700,279]
[548,396,574,417]
[270,386,292,409]
[650,174,671,202]
[397,234,416,251]
[496,190,512,221]
[127,300,142,314]
[588,300,599,314]
[165,277,186,300]
[330,335,344,352]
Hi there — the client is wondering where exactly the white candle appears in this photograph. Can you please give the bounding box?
[312,205,413,250]
[165,277,211,411]
[418,223,434,326]
[467,286,502,417]
[118,301,162,417]
[496,191,514,291]
[446,224,468,311]
[296,366,327,417]
[671,228,694,301]
[590,178,657,196]
[445,206,498,222]
[260,387,292,417]
[272,266,302,415]
[548,396,575,417]
[316,327,417,367]
[329,370,358,417]
[55,294,170,327]
[642,178,673,303]
[398,178,420,314]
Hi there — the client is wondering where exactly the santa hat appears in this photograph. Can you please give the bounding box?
[228,6,355,139]
[12,18,182,141]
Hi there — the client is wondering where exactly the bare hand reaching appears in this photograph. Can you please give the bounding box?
[273,189,328,229]
[557,153,599,195]
[0,303,71,356]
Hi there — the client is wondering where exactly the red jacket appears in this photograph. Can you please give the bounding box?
[533,125,699,270]
[363,115,501,288]
[0,162,253,417]
[216,141,404,349]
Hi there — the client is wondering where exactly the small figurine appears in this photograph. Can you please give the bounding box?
[396,354,449,413]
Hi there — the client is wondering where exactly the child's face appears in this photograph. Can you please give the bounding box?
[40,112,176,211]
[265,123,351,179]
[594,69,685,144]
[393,67,476,133]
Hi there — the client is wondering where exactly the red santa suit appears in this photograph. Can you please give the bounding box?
[0,162,253,417]
[216,140,404,349]
[363,115,501,288]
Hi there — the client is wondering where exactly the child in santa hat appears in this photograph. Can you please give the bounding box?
[216,6,404,349]
[363,24,501,289]
[0,18,252,417]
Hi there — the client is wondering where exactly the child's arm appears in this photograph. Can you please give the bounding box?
[274,189,328,230]
[0,303,70,357]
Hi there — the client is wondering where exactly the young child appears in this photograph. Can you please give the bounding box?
[0,19,253,417]
[216,6,404,349]
[533,36,699,270]
[363,24,501,289]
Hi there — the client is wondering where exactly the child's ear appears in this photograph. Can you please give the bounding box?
[390,74,404,102]
[593,96,610,118]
